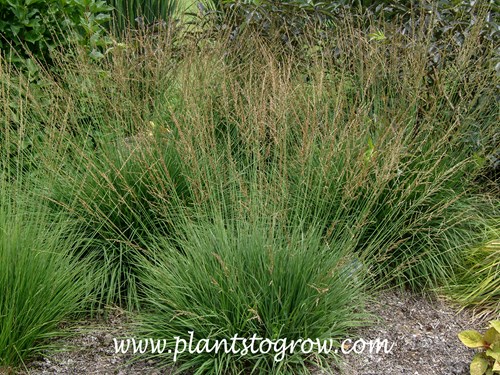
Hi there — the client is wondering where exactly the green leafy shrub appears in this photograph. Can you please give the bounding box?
[352,1,500,178]
[459,320,500,375]
[0,182,93,370]
[194,0,338,52]
[200,1,498,43]
[364,0,499,48]
[0,0,112,67]
[136,216,368,374]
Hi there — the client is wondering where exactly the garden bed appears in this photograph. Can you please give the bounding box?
[22,291,485,375]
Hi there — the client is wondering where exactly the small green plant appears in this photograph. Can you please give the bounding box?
[459,320,500,375]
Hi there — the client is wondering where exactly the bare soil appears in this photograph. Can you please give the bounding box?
[337,291,485,375]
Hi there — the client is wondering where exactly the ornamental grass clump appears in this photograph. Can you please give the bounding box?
[2,6,496,314]
[135,215,368,374]
[47,126,191,308]
[446,228,500,319]
[0,182,93,370]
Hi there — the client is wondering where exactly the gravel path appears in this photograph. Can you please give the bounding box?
[18,291,486,375]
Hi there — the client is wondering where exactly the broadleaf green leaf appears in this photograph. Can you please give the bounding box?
[490,321,500,333]
[486,349,500,362]
[470,353,488,375]
[485,328,500,346]
[492,360,500,372]
[459,330,486,348]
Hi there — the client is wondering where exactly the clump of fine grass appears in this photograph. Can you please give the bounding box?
[135,212,368,374]
[2,8,495,313]
[444,223,500,319]
[21,32,194,308]
[48,125,191,308]
[0,58,94,371]
[107,0,182,35]
[0,6,497,375]
[147,18,497,290]
[0,182,93,370]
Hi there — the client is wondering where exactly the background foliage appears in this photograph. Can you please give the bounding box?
[107,0,181,35]
[0,0,112,68]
